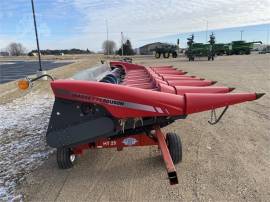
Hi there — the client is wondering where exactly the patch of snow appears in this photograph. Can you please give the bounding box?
[0,92,54,201]
[0,62,15,65]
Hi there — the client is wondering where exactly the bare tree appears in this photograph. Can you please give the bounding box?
[6,42,26,56]
[102,40,116,55]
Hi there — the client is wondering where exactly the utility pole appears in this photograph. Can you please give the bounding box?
[240,30,244,40]
[106,19,109,56]
[267,24,269,45]
[121,32,124,56]
[205,20,208,43]
[31,0,42,72]
[177,38,180,54]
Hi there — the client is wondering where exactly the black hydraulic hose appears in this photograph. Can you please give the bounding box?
[30,74,54,82]
[99,68,123,84]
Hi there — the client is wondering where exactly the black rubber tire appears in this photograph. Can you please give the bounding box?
[57,147,76,169]
[166,133,182,164]
[172,52,177,58]
[155,52,161,58]
[212,56,214,61]
[163,52,170,58]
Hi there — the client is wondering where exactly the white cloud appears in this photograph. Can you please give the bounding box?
[68,0,270,50]
[2,0,270,51]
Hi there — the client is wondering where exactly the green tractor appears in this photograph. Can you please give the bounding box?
[185,33,216,61]
[225,40,262,55]
[153,44,178,59]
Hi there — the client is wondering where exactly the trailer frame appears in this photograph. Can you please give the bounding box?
[71,126,179,185]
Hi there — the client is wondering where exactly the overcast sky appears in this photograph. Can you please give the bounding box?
[0,0,270,51]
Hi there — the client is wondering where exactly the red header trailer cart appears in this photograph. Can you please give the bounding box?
[19,61,264,185]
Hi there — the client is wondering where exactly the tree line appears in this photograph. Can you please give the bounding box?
[2,39,136,56]
[28,48,93,56]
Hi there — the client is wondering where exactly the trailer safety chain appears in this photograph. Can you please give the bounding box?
[208,106,229,125]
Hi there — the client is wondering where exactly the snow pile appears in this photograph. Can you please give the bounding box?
[0,92,54,201]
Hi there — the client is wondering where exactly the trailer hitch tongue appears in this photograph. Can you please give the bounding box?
[155,126,179,185]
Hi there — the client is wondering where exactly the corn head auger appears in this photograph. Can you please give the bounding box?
[18,61,264,185]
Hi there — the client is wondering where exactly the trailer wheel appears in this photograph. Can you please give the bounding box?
[166,133,182,164]
[163,52,170,58]
[155,52,161,58]
[172,52,177,58]
[57,147,76,169]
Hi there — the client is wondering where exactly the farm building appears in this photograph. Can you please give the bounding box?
[0,52,9,56]
[139,42,166,55]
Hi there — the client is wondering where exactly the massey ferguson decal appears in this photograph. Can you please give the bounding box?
[55,88,165,114]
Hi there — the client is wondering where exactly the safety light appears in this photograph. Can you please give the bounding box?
[18,79,30,90]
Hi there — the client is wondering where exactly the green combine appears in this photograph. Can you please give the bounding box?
[225,40,262,55]
[214,43,229,56]
[185,33,216,61]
